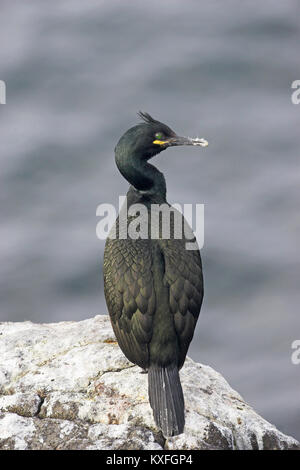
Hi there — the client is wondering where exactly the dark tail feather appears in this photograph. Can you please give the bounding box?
[148,364,185,437]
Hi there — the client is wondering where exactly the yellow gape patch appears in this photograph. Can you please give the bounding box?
[153,140,167,145]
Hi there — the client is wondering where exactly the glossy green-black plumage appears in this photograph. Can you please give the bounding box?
[103,113,204,436]
[104,205,203,370]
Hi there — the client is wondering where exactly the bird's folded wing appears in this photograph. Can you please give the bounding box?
[161,238,204,369]
[103,237,155,369]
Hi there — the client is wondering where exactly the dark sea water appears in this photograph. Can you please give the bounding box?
[0,0,299,440]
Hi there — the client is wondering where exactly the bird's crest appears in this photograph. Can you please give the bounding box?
[137,111,159,124]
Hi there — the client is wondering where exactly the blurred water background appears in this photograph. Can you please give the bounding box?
[0,0,299,440]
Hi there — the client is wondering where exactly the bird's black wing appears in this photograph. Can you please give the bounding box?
[103,235,155,369]
[161,237,204,369]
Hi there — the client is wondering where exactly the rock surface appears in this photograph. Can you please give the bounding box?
[0,315,298,450]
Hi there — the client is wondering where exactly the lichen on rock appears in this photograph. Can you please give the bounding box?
[0,315,298,450]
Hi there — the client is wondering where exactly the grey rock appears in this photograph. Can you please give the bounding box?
[0,315,298,450]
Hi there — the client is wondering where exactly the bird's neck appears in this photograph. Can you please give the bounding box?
[115,150,167,201]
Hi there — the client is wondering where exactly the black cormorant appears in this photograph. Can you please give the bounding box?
[103,112,208,437]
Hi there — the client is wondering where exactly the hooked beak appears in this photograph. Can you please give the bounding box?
[153,135,208,148]
[167,135,208,147]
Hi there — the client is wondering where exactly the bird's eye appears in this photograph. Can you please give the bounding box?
[155,132,164,140]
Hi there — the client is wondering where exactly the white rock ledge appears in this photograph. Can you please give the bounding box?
[0,315,298,450]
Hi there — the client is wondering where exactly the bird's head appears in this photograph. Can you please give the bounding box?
[115,112,208,160]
